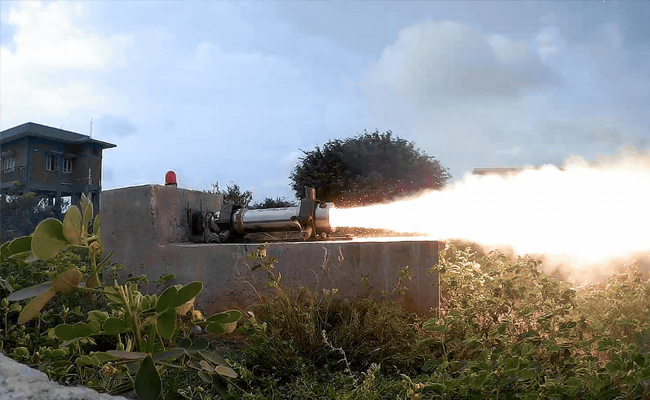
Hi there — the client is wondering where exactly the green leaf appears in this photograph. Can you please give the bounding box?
[152,348,186,362]
[102,286,123,304]
[62,206,83,245]
[422,318,438,331]
[198,370,213,383]
[93,215,101,239]
[106,351,147,360]
[156,308,177,340]
[215,365,237,378]
[189,338,209,350]
[76,355,100,366]
[86,272,100,289]
[518,368,533,381]
[103,317,129,335]
[18,288,57,324]
[7,236,32,256]
[7,282,52,301]
[54,322,96,340]
[87,310,109,324]
[472,371,490,389]
[425,383,446,393]
[32,218,69,260]
[155,286,178,313]
[173,282,203,307]
[135,355,162,400]
[51,269,83,294]
[206,310,242,324]
[81,194,93,231]
[178,338,191,349]
[206,323,225,335]
[0,241,11,256]
[198,350,226,365]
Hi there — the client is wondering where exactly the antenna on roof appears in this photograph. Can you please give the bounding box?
[90,118,93,138]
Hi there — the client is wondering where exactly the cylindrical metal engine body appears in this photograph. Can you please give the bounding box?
[231,206,302,234]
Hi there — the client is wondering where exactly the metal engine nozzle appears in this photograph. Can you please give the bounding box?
[193,188,336,243]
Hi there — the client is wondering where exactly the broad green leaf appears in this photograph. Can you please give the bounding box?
[198,350,226,365]
[81,194,93,230]
[472,371,490,389]
[178,338,191,349]
[51,269,83,293]
[62,206,83,245]
[7,236,32,256]
[206,310,242,324]
[156,308,177,340]
[189,337,209,350]
[93,215,101,238]
[518,368,533,381]
[87,310,109,324]
[103,317,129,335]
[76,355,99,366]
[175,300,194,315]
[425,383,446,393]
[8,281,52,301]
[0,241,10,256]
[86,272,100,289]
[153,348,186,362]
[155,286,178,313]
[206,323,225,335]
[220,322,237,334]
[9,250,35,261]
[102,286,123,304]
[173,282,203,307]
[93,352,119,363]
[55,323,96,340]
[18,288,57,324]
[106,350,147,360]
[215,365,237,378]
[32,218,69,260]
[198,370,213,383]
[135,355,162,400]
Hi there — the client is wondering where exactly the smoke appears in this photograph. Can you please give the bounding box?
[329,146,650,282]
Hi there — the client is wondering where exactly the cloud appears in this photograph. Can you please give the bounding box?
[362,21,560,105]
[359,20,650,179]
[0,1,132,128]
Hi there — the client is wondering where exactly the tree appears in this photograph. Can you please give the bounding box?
[290,130,450,207]
[207,181,253,207]
[1,183,65,242]
[250,197,297,209]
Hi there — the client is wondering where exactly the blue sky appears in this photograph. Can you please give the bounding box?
[1,1,649,202]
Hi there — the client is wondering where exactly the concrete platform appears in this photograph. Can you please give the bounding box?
[101,185,439,315]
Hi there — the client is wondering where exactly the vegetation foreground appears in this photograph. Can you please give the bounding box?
[1,208,650,399]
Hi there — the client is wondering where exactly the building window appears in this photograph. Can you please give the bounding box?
[46,154,58,171]
[3,156,15,172]
[63,157,72,173]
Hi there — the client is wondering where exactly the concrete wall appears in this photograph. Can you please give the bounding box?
[101,185,439,316]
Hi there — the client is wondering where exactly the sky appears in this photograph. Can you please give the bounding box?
[1,1,649,202]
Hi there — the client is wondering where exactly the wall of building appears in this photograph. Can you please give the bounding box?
[101,185,440,316]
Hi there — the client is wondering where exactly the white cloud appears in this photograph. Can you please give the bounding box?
[362,21,560,105]
[360,20,648,179]
[536,27,559,60]
[0,1,132,128]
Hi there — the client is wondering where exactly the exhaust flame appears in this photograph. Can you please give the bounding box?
[329,150,650,279]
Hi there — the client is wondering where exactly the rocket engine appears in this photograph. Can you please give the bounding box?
[192,188,340,243]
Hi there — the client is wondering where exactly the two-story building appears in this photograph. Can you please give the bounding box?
[0,122,116,212]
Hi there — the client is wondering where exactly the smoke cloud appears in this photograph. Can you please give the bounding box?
[330,147,650,282]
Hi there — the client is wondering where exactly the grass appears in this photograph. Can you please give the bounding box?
[3,242,650,399]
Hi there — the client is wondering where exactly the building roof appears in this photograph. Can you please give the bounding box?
[0,122,116,149]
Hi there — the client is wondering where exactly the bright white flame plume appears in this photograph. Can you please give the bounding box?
[329,150,650,277]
